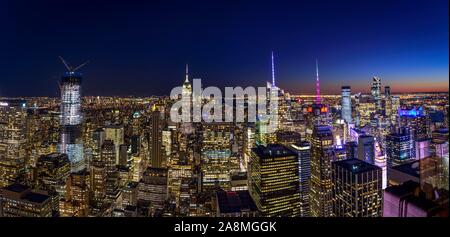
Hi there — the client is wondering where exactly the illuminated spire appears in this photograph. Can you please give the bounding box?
[315,59,321,104]
[185,64,189,83]
[271,51,276,87]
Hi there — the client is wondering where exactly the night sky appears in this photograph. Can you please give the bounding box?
[0,0,448,97]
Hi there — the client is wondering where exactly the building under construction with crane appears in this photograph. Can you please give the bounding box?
[58,57,88,172]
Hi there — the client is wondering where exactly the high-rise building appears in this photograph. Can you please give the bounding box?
[341,86,352,124]
[58,70,85,172]
[102,140,120,207]
[310,125,335,217]
[122,181,139,208]
[386,128,414,167]
[138,167,168,215]
[384,86,392,118]
[357,135,375,164]
[60,170,90,217]
[150,109,164,168]
[345,141,358,160]
[0,99,28,187]
[105,124,124,165]
[201,122,239,190]
[332,159,383,217]
[399,107,430,140]
[35,153,71,215]
[391,96,400,125]
[249,144,300,217]
[36,153,71,191]
[371,76,382,114]
[0,183,53,217]
[290,141,311,217]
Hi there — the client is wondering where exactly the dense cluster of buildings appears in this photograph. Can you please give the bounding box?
[0,61,448,217]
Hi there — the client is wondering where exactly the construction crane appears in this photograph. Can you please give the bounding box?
[59,56,89,73]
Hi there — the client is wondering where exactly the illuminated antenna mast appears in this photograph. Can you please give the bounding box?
[315,59,321,104]
[185,63,189,83]
[271,51,276,87]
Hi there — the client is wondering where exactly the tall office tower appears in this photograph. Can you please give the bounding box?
[249,144,300,217]
[332,159,382,217]
[138,167,168,215]
[374,140,388,189]
[0,184,53,217]
[256,115,277,146]
[354,93,361,127]
[399,107,430,137]
[150,108,164,168]
[105,124,124,165]
[0,99,28,187]
[371,76,382,114]
[92,128,105,161]
[36,153,71,191]
[357,135,375,164]
[35,153,71,216]
[89,155,107,214]
[341,86,352,124]
[358,101,376,127]
[310,125,335,217]
[201,122,239,190]
[243,125,256,170]
[384,86,392,118]
[391,96,400,125]
[60,170,90,217]
[101,140,120,207]
[58,58,87,173]
[290,141,311,217]
[345,141,358,160]
[386,128,414,167]
[118,144,128,167]
[122,181,139,208]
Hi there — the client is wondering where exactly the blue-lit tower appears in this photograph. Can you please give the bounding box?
[58,57,88,172]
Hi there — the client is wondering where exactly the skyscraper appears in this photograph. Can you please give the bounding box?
[384,86,392,118]
[150,108,164,168]
[332,159,383,217]
[290,141,311,217]
[102,140,120,207]
[341,86,352,124]
[386,128,414,167]
[105,124,124,165]
[358,135,375,164]
[0,99,28,188]
[371,76,382,114]
[58,64,85,172]
[310,125,335,217]
[138,167,168,215]
[249,144,300,217]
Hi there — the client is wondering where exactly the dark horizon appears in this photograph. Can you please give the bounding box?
[0,0,448,97]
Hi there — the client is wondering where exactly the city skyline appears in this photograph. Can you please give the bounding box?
[0,0,448,97]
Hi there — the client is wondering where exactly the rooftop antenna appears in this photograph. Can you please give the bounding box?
[185,63,189,83]
[315,59,321,104]
[271,51,276,87]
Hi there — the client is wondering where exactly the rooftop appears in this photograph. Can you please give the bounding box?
[391,160,420,178]
[216,190,258,214]
[333,159,381,174]
[252,144,297,159]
